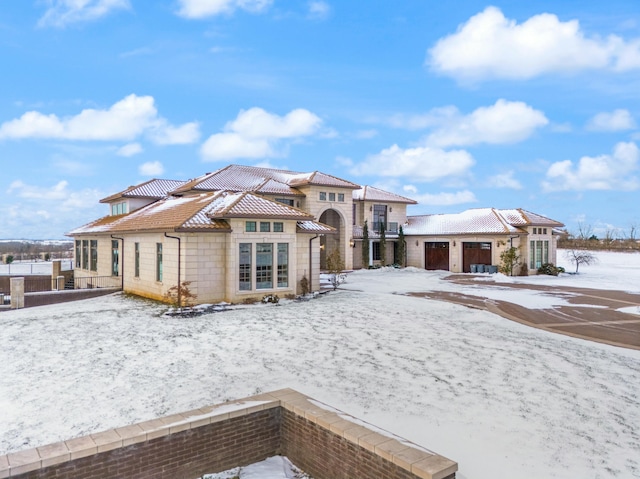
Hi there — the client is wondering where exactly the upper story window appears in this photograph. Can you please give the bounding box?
[319,192,327,201]
[338,193,345,202]
[246,221,257,232]
[373,204,387,233]
[275,198,294,206]
[329,192,336,201]
[260,222,271,232]
[274,222,284,232]
[111,202,127,216]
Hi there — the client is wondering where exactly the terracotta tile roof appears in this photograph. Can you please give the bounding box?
[287,170,361,189]
[171,164,359,196]
[207,192,314,220]
[296,220,337,234]
[100,179,187,203]
[68,191,317,236]
[352,185,417,204]
[404,208,522,235]
[71,193,230,235]
[512,209,564,227]
[403,208,564,236]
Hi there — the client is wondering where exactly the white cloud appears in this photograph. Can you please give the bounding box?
[543,141,639,191]
[7,180,103,211]
[117,143,143,157]
[410,190,478,206]
[0,94,199,145]
[176,0,272,18]
[308,1,330,20]
[139,161,164,176]
[148,121,201,145]
[350,144,475,182]
[38,0,130,28]
[586,109,636,132]
[424,99,548,148]
[428,6,640,81]
[200,107,322,161]
[487,171,523,190]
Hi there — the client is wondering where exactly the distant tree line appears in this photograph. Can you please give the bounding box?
[558,222,640,251]
[0,240,73,259]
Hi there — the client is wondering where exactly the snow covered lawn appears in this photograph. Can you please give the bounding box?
[1,250,639,479]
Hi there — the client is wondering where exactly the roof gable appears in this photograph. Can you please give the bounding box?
[404,207,564,236]
[353,185,417,204]
[68,191,317,236]
[100,179,187,203]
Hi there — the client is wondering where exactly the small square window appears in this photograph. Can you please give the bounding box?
[329,192,336,201]
[246,221,256,232]
[543,228,547,234]
[274,222,284,232]
[319,192,327,201]
[260,222,270,232]
[338,193,345,202]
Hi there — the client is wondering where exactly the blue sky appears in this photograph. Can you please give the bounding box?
[1,1,640,239]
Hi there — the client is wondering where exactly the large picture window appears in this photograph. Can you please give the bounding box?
[529,240,549,270]
[90,240,98,272]
[134,242,140,278]
[75,240,81,268]
[82,240,89,270]
[239,243,252,291]
[156,243,163,281]
[277,243,288,287]
[111,240,119,276]
[256,243,273,289]
[373,204,387,233]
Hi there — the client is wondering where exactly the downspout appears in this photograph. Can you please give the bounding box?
[110,235,125,290]
[309,234,319,293]
[164,233,181,306]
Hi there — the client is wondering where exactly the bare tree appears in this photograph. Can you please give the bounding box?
[603,228,617,247]
[326,248,345,290]
[577,223,594,241]
[565,249,598,274]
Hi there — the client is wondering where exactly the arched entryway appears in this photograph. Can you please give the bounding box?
[319,209,344,270]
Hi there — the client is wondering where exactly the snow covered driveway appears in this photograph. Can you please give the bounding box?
[1,261,640,479]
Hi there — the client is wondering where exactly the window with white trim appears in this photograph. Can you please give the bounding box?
[277,243,288,287]
[239,243,252,291]
[256,243,273,289]
[530,240,549,269]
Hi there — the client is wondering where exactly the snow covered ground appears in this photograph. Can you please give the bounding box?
[1,249,639,479]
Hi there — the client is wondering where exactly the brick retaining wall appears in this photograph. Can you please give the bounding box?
[0,389,457,479]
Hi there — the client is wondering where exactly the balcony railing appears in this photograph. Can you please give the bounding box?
[372,222,399,234]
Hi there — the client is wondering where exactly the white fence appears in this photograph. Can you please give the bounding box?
[0,260,73,275]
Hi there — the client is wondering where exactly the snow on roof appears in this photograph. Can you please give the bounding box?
[171,164,359,196]
[68,191,316,236]
[206,192,314,220]
[100,179,187,203]
[403,208,564,236]
[405,208,523,236]
[353,185,417,204]
[70,193,228,235]
[296,220,337,234]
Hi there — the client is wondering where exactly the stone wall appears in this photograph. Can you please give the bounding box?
[0,389,457,479]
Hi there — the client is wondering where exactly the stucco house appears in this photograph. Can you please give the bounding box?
[68,164,563,304]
